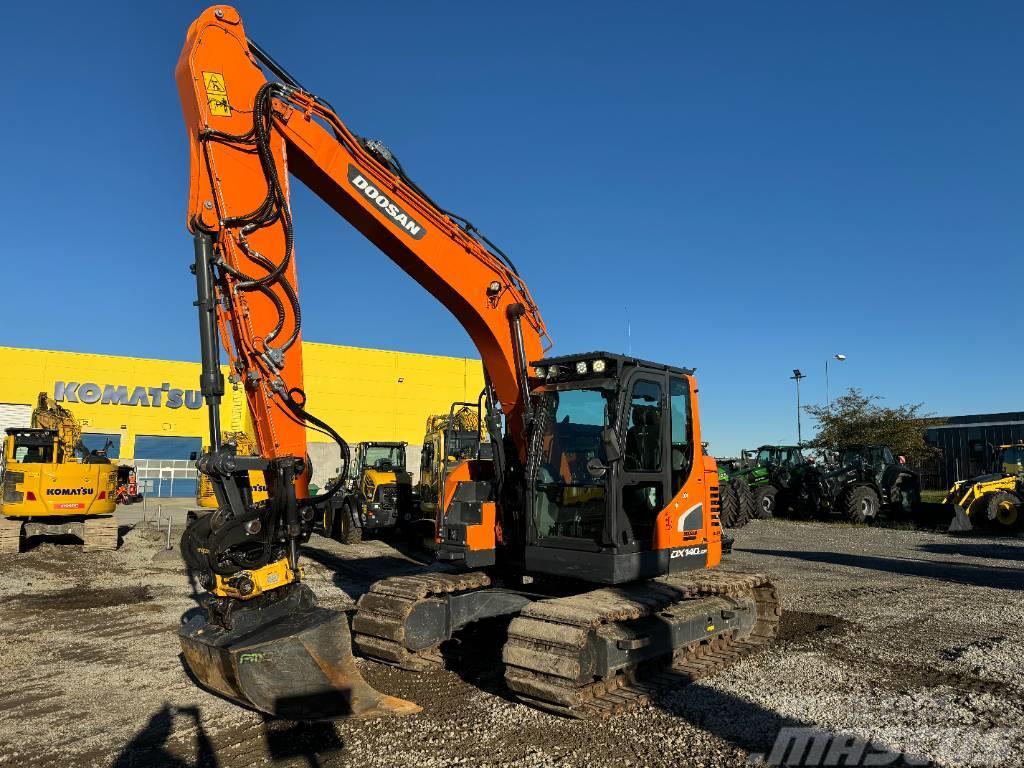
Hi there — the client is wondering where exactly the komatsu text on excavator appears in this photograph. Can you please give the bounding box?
[176,5,781,721]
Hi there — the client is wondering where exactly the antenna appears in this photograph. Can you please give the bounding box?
[625,305,632,356]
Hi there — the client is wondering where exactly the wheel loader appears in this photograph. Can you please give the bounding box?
[174,6,781,722]
[940,443,1023,533]
[324,441,414,544]
[0,393,119,553]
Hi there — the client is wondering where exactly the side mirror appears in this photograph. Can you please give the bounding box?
[602,427,622,463]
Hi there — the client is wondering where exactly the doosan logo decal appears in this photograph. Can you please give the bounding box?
[348,165,427,240]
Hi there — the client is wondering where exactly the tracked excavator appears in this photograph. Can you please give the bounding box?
[0,393,119,553]
[176,5,781,722]
[418,400,488,514]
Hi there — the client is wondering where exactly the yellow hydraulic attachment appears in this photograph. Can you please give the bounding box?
[212,559,301,600]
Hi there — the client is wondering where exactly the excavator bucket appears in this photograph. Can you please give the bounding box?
[180,584,420,720]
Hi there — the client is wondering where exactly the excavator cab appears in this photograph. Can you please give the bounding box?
[521,353,714,584]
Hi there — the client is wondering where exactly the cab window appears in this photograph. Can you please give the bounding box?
[669,377,692,492]
[15,443,54,463]
[1002,447,1024,473]
[624,380,662,473]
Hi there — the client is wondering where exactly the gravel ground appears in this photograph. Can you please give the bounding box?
[0,517,1021,768]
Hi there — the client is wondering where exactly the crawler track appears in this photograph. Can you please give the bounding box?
[503,571,781,718]
[353,571,491,671]
[0,519,22,554]
[82,517,119,551]
[0,516,119,554]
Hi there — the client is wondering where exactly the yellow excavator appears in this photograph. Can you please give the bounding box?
[417,401,487,516]
[0,393,119,553]
[196,431,268,509]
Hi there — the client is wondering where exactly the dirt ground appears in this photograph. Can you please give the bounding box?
[0,518,1021,768]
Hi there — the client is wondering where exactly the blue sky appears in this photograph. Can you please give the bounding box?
[3,1,1021,455]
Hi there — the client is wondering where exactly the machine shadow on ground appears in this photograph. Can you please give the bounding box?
[111,704,219,768]
[402,615,922,766]
[915,542,1024,561]
[262,718,345,768]
[739,547,1024,591]
[112,702,347,768]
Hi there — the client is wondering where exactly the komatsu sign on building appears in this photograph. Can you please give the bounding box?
[0,344,484,498]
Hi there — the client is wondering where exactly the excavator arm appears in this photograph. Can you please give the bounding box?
[175,5,549,720]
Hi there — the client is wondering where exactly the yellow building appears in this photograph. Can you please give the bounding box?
[0,344,484,497]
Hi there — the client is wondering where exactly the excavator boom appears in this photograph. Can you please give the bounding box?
[177,6,549,469]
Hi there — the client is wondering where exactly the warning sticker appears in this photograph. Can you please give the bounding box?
[202,71,231,117]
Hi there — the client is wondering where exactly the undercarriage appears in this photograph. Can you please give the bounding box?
[353,569,780,718]
[0,515,119,554]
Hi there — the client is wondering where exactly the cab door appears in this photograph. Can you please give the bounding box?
[615,372,671,552]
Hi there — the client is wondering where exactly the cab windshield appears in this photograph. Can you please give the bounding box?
[757,447,803,467]
[531,388,614,542]
[445,430,481,461]
[13,435,55,464]
[363,445,405,470]
[1000,447,1024,474]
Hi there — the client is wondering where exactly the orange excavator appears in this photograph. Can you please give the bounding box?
[176,6,781,721]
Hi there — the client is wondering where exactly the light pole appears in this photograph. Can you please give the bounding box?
[790,369,806,444]
[825,353,846,409]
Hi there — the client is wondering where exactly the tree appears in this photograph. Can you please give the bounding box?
[804,388,940,465]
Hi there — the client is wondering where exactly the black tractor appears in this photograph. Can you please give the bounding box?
[804,444,921,523]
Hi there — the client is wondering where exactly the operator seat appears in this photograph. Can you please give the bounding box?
[22,448,44,463]
[625,406,661,471]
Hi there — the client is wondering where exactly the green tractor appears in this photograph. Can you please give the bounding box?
[716,464,755,528]
[720,445,809,519]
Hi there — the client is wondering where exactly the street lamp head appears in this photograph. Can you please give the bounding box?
[791,369,804,379]
[834,354,846,361]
